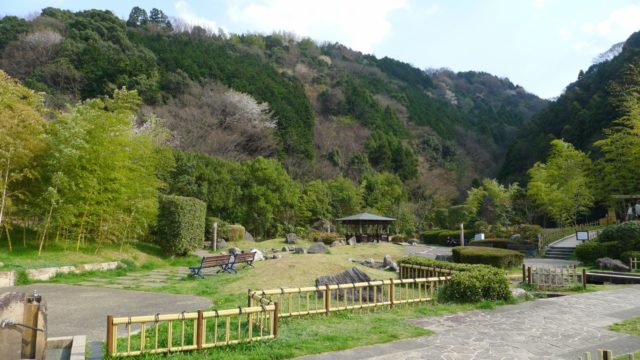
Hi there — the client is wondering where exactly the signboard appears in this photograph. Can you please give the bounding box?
[576,231,589,241]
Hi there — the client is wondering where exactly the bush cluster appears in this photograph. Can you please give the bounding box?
[575,221,640,264]
[452,246,523,268]
[156,195,206,256]
[205,217,229,242]
[420,229,472,245]
[398,257,511,303]
[228,224,246,242]
[621,250,640,265]
[469,239,518,249]
[441,267,512,303]
[309,231,343,245]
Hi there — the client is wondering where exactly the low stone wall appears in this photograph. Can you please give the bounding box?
[0,271,16,287]
[0,262,119,287]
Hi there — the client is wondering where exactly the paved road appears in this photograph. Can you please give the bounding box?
[299,287,640,360]
[2,284,212,358]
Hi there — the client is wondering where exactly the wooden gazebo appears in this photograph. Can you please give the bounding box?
[336,212,395,242]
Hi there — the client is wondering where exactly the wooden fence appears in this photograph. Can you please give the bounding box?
[106,304,277,357]
[248,276,449,318]
[631,257,639,272]
[578,349,637,360]
[398,263,457,279]
[524,264,581,290]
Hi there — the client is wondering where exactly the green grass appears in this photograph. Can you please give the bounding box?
[609,316,640,336]
[107,300,519,359]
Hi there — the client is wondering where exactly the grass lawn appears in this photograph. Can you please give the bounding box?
[108,300,519,360]
[610,317,640,360]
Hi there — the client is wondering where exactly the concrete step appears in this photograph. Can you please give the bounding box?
[544,246,575,259]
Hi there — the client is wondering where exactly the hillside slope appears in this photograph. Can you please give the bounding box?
[500,31,640,182]
[0,7,547,198]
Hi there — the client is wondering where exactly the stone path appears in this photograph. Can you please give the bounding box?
[404,244,453,259]
[299,287,640,360]
[75,267,188,289]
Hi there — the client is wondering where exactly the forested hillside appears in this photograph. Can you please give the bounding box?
[0,7,550,240]
[500,30,640,182]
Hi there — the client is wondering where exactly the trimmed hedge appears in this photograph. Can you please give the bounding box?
[421,229,472,245]
[597,221,640,253]
[469,239,518,249]
[228,224,246,242]
[398,257,511,303]
[310,231,342,245]
[575,240,607,264]
[157,195,206,256]
[441,267,511,303]
[452,246,523,268]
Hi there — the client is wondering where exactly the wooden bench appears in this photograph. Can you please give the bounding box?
[189,254,233,278]
[227,252,256,273]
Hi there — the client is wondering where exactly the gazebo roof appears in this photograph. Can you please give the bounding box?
[336,212,396,222]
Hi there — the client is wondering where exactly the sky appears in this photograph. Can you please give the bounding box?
[3,0,640,99]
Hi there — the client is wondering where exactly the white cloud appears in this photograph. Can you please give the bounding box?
[174,1,219,31]
[532,0,545,8]
[580,4,640,40]
[559,27,571,39]
[571,41,590,51]
[226,0,409,53]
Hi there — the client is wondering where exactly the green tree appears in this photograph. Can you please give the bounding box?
[465,178,518,226]
[126,6,148,27]
[593,66,640,200]
[326,175,362,219]
[361,172,407,217]
[0,71,47,234]
[39,89,171,249]
[527,139,594,226]
[300,180,331,226]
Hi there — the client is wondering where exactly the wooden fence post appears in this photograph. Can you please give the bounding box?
[196,310,204,349]
[325,284,330,315]
[389,279,395,308]
[522,264,526,282]
[247,289,253,307]
[582,268,587,289]
[106,315,114,356]
[273,302,280,337]
[527,266,532,285]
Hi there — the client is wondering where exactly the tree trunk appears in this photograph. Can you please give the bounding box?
[38,201,54,256]
[0,157,10,231]
[4,223,12,252]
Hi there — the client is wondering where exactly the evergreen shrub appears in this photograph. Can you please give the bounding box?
[157,195,206,256]
[452,246,523,268]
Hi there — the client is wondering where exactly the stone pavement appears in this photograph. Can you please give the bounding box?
[299,287,640,360]
[75,267,188,288]
[404,244,453,259]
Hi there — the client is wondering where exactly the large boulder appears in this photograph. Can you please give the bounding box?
[407,239,419,246]
[216,239,227,249]
[244,231,255,242]
[315,267,382,302]
[308,242,330,254]
[250,249,265,261]
[362,258,377,267]
[347,236,356,246]
[382,255,394,268]
[294,247,307,254]
[596,257,630,272]
[331,240,345,247]
[285,233,297,244]
[388,262,399,272]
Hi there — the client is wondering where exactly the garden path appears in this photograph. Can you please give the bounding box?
[299,286,640,360]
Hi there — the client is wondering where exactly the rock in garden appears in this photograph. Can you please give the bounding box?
[271,254,281,260]
[347,236,356,246]
[308,242,330,254]
[435,254,453,262]
[596,257,630,272]
[285,233,297,244]
[382,255,394,268]
[216,239,227,249]
[511,288,527,298]
[294,247,307,254]
[362,258,377,267]
[331,240,344,247]
[244,231,255,242]
[250,249,265,261]
[288,246,296,252]
[271,248,279,253]
[281,246,289,252]
[388,262,399,272]
[315,267,382,302]
[407,239,419,245]
[228,247,241,256]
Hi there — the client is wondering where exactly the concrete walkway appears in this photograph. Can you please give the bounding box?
[551,230,600,248]
[3,284,212,359]
[299,287,640,360]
